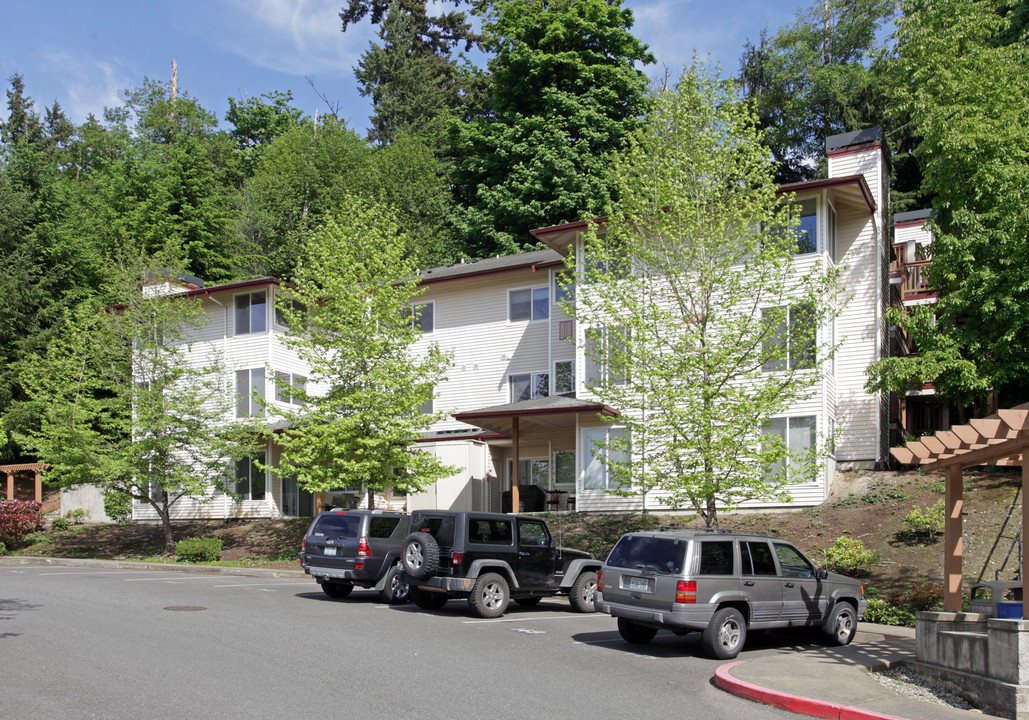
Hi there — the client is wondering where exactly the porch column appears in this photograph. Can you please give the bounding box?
[944,463,964,612]
[34,468,42,503]
[3,470,11,501]
[511,417,520,514]
[1023,460,1029,619]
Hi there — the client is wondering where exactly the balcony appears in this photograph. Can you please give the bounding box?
[890,243,936,303]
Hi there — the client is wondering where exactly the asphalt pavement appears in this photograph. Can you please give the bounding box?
[0,556,1005,720]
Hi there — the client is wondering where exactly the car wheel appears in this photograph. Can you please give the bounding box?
[702,607,747,659]
[380,562,409,605]
[515,596,543,607]
[568,570,598,613]
[402,532,439,580]
[617,617,658,645]
[410,587,449,610]
[468,572,510,618]
[321,580,354,599]
[821,602,857,646]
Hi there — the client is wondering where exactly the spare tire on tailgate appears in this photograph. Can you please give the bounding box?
[402,532,440,579]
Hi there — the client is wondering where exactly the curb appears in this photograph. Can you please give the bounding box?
[0,556,309,580]
[714,661,911,720]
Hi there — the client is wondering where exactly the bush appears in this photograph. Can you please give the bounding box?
[903,500,945,540]
[103,491,132,524]
[49,516,71,532]
[0,500,45,546]
[862,596,916,627]
[0,541,7,556]
[889,582,944,613]
[67,508,89,524]
[822,536,880,577]
[175,537,222,563]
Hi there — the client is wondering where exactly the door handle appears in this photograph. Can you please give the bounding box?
[518,551,530,556]
[785,582,795,588]
[744,580,754,586]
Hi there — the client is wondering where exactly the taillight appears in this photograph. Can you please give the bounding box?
[675,580,697,604]
[860,584,865,597]
[452,552,463,565]
[597,570,603,593]
[301,536,307,553]
[356,536,370,569]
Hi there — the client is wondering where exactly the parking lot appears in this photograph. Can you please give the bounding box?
[0,565,793,720]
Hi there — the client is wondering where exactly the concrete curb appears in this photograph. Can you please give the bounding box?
[0,555,309,580]
[714,661,911,720]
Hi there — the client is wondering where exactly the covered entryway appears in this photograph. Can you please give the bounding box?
[0,462,50,503]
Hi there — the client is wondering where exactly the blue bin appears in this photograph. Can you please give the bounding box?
[997,601,1023,619]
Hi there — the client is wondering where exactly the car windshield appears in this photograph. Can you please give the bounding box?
[606,536,687,574]
[310,514,362,538]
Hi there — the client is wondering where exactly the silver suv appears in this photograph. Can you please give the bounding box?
[595,529,867,659]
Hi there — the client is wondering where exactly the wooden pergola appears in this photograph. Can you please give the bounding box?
[0,462,50,503]
[892,402,1029,615]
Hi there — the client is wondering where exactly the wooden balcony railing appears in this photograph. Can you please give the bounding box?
[890,243,935,301]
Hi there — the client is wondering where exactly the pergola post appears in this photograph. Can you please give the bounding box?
[1023,461,1029,620]
[33,468,42,502]
[944,464,964,612]
[3,470,11,501]
[511,416,520,514]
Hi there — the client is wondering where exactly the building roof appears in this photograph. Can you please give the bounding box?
[453,395,619,439]
[895,209,932,226]
[417,249,564,286]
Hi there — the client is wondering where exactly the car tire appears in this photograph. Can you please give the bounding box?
[402,532,440,580]
[380,562,409,605]
[568,570,598,613]
[321,580,354,599]
[702,607,747,659]
[617,617,658,645]
[515,596,543,607]
[410,587,449,610]
[822,602,857,646]
[468,572,510,618]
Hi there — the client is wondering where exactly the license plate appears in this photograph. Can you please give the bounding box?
[323,547,337,556]
[628,577,649,592]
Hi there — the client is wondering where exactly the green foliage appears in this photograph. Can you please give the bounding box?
[275,194,455,505]
[0,541,6,556]
[822,536,880,576]
[175,536,223,563]
[49,515,71,533]
[453,0,654,256]
[103,490,132,524]
[569,65,842,527]
[902,500,945,541]
[0,499,45,546]
[862,595,916,626]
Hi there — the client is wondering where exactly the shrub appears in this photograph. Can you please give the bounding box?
[103,491,132,524]
[862,596,916,627]
[889,582,944,613]
[0,541,6,556]
[175,537,222,563]
[822,536,880,577]
[903,500,945,540]
[0,500,45,546]
[67,508,89,524]
[49,516,71,532]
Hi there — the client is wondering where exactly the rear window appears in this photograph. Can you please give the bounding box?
[368,516,403,538]
[412,514,456,547]
[310,514,362,538]
[698,541,734,575]
[606,535,687,574]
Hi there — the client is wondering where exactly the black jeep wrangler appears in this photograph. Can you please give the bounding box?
[300,509,410,604]
[399,510,601,618]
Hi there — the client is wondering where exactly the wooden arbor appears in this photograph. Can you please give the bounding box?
[0,462,50,503]
[892,403,1029,615]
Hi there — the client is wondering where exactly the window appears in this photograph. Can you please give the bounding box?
[554,360,575,395]
[742,541,777,575]
[827,202,837,260]
[469,518,512,545]
[235,291,267,335]
[518,519,549,547]
[236,368,265,417]
[235,455,266,501]
[775,543,815,578]
[762,304,815,371]
[554,272,575,306]
[509,287,549,322]
[274,296,306,330]
[764,415,818,483]
[368,516,402,538]
[554,450,575,486]
[418,398,433,414]
[583,427,629,491]
[699,541,734,575]
[585,326,628,386]
[274,371,306,406]
[512,458,549,491]
[404,302,434,333]
[795,198,818,255]
[510,372,549,402]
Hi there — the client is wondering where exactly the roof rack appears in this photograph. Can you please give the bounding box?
[657,526,774,537]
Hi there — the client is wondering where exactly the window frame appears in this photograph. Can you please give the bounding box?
[582,426,629,492]
[762,304,816,372]
[404,301,435,334]
[234,451,267,502]
[234,290,268,336]
[509,371,550,402]
[273,370,306,406]
[508,286,550,323]
[763,414,819,484]
[794,197,818,256]
[235,367,266,417]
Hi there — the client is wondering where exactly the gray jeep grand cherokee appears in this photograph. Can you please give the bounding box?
[595,529,867,659]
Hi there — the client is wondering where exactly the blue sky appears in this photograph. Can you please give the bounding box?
[1,0,807,133]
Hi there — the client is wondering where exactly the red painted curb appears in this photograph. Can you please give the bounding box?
[714,661,910,720]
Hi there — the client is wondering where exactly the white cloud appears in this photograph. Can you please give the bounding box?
[196,0,373,77]
[38,48,133,123]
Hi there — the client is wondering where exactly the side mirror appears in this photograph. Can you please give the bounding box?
[815,568,829,580]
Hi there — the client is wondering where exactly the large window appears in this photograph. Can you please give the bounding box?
[554,360,575,395]
[404,302,434,333]
[510,372,549,402]
[236,368,265,417]
[554,450,575,486]
[274,371,306,406]
[235,291,267,335]
[554,272,575,306]
[583,427,629,491]
[795,198,818,255]
[509,287,549,322]
[762,304,815,372]
[585,326,628,386]
[235,454,266,501]
[763,415,818,483]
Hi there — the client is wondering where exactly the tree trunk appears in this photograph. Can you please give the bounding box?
[367,487,376,510]
[160,511,176,555]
